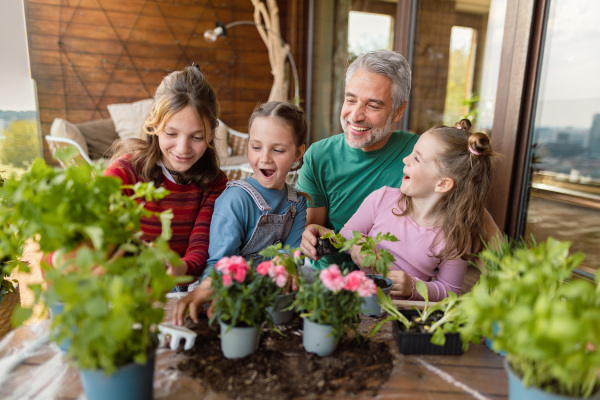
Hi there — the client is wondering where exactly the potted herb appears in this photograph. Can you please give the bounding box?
[339,231,398,316]
[460,237,600,399]
[209,256,280,359]
[0,159,180,400]
[371,280,465,355]
[257,244,304,324]
[294,264,377,356]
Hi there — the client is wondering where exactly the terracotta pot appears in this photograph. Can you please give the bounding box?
[0,283,20,339]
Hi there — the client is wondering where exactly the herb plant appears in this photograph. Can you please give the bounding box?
[460,237,600,398]
[371,280,465,346]
[0,159,181,374]
[340,231,398,279]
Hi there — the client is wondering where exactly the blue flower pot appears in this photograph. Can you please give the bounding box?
[79,352,155,400]
[266,291,296,325]
[361,274,393,317]
[48,302,71,352]
[504,358,600,400]
[485,321,507,356]
[219,320,260,359]
[302,318,338,356]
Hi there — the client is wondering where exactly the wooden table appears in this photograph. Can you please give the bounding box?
[0,299,508,400]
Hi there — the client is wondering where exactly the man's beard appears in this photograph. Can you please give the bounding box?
[341,113,394,150]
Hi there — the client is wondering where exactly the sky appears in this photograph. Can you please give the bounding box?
[0,1,36,111]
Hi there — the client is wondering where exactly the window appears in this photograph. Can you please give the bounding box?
[348,11,394,61]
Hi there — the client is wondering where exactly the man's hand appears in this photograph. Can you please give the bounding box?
[172,277,213,326]
[300,224,333,261]
[387,270,413,298]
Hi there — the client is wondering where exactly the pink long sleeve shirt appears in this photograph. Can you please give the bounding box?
[339,186,467,301]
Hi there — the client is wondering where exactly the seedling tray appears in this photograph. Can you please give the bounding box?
[392,309,463,355]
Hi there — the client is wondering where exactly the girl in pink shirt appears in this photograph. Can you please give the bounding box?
[340,119,498,301]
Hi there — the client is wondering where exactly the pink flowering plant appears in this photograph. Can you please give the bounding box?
[209,256,280,330]
[257,244,304,294]
[294,264,377,340]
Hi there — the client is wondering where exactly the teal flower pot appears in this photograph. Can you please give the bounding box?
[79,352,155,400]
[219,320,260,359]
[485,321,506,356]
[266,292,296,325]
[361,274,393,317]
[302,318,338,356]
[504,358,600,400]
[49,302,71,352]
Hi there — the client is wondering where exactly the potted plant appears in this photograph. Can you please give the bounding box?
[208,255,280,359]
[257,244,303,325]
[294,264,377,356]
[371,280,465,355]
[336,231,398,316]
[0,159,181,400]
[460,237,600,399]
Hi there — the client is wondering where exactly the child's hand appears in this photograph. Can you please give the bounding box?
[387,270,413,298]
[300,224,327,260]
[166,260,188,276]
[349,243,366,267]
[172,277,213,325]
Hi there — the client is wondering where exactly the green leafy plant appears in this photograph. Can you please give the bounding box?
[258,243,304,294]
[459,237,600,398]
[340,231,398,279]
[371,280,466,346]
[294,264,377,340]
[0,175,23,305]
[0,158,181,375]
[209,256,280,331]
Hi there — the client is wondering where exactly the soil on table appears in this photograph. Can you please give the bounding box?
[176,315,394,400]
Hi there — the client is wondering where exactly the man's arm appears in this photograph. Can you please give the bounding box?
[300,206,328,260]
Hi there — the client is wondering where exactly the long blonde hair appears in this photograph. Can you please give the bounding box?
[398,119,497,261]
[110,65,221,190]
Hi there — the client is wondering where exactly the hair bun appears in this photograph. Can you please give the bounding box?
[468,131,491,156]
[455,118,472,131]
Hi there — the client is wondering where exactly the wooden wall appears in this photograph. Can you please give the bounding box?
[23,0,307,163]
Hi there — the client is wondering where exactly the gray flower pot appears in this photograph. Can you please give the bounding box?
[361,274,393,317]
[79,352,155,400]
[219,320,260,359]
[266,291,296,325]
[302,317,337,356]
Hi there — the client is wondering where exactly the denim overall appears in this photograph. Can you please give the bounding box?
[229,179,299,265]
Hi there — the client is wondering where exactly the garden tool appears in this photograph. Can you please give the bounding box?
[158,323,197,351]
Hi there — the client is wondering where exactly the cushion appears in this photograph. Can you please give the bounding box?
[214,121,231,163]
[107,98,154,140]
[50,118,89,156]
[76,118,119,160]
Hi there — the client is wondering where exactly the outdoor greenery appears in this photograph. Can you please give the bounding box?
[0,119,40,169]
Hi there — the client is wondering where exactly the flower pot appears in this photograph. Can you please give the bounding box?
[484,321,506,356]
[504,358,600,400]
[361,274,393,317]
[219,320,260,359]
[79,352,155,400]
[266,292,296,325]
[392,309,463,355]
[0,283,20,339]
[48,302,72,352]
[302,317,338,356]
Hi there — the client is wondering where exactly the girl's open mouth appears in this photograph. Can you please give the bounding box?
[261,169,275,177]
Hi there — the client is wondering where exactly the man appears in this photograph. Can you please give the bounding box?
[298,50,418,293]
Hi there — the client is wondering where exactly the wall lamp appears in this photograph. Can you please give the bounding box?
[203,21,300,107]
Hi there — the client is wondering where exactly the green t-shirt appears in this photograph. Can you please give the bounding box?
[297,130,419,270]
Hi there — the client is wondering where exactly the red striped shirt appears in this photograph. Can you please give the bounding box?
[104,156,227,278]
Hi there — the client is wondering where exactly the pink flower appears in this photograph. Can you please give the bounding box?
[344,270,365,292]
[357,276,377,298]
[222,273,232,287]
[256,261,272,276]
[215,256,249,284]
[269,265,289,288]
[293,250,302,259]
[320,264,345,292]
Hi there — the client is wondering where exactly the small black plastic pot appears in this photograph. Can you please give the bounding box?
[392,309,463,355]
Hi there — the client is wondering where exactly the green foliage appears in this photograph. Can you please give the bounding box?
[0,159,181,375]
[209,262,280,331]
[340,231,398,278]
[258,243,304,293]
[0,120,40,168]
[294,268,365,341]
[371,281,466,346]
[460,237,600,397]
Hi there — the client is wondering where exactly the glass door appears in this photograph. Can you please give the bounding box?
[521,0,600,275]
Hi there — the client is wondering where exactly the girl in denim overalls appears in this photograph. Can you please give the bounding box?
[175,102,308,324]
